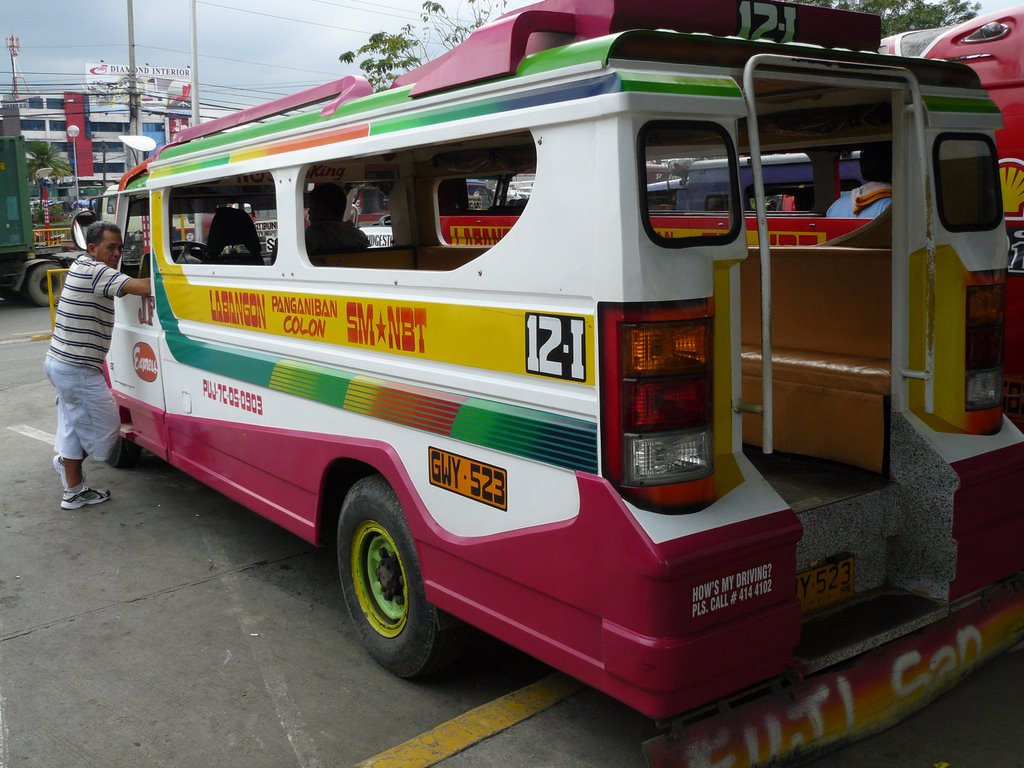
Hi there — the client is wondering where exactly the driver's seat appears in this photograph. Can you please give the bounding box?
[206,207,263,265]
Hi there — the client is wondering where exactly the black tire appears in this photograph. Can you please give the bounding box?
[22,263,57,308]
[338,474,467,678]
[107,436,143,469]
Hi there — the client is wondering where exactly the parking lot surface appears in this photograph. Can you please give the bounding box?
[2,299,1022,768]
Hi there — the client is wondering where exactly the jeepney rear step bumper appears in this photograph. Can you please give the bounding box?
[643,573,1024,768]
[797,588,947,673]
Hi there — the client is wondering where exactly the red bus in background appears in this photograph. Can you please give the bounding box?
[883,5,1024,424]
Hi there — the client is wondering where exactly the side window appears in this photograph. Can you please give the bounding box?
[299,134,534,269]
[436,172,534,247]
[303,163,397,265]
[641,121,740,247]
[121,195,150,278]
[167,173,277,266]
[433,137,535,248]
[934,134,1001,232]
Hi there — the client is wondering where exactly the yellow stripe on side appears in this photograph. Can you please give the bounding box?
[151,219,595,383]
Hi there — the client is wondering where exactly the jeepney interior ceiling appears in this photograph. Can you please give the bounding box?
[170,186,276,214]
[738,96,891,153]
[759,101,891,135]
[430,145,535,173]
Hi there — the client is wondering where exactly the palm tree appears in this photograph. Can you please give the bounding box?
[26,140,71,180]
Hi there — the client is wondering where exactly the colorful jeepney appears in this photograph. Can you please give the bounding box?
[97,1,1024,763]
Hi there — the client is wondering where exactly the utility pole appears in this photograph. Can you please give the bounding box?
[190,0,200,126]
[2,35,22,137]
[126,0,142,165]
[5,35,19,99]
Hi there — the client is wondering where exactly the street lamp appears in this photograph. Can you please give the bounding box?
[66,124,81,205]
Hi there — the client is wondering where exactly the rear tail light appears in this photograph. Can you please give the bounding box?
[600,300,714,512]
[965,280,1004,412]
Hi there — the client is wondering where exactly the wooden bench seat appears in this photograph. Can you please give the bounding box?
[740,246,891,473]
[315,248,415,269]
[312,246,486,271]
[416,245,487,270]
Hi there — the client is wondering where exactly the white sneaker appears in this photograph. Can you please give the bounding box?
[53,454,69,490]
[61,486,111,510]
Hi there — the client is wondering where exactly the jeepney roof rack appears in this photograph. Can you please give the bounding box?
[392,0,882,97]
[173,74,373,145]
[157,1,881,153]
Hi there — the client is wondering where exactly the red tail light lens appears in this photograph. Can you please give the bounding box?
[600,300,714,512]
[965,279,1004,413]
[623,376,709,431]
[966,326,1002,371]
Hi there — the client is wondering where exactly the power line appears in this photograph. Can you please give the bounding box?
[197,1,373,33]
[140,44,341,76]
[308,0,421,22]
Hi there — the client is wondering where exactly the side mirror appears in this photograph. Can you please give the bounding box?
[70,210,98,250]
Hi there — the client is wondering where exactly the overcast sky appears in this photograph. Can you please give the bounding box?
[3,0,1022,116]
[2,0,534,115]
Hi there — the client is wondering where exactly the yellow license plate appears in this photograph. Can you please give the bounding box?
[428,447,507,510]
[796,555,854,612]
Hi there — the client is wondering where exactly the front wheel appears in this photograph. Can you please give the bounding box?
[107,436,142,468]
[338,475,466,678]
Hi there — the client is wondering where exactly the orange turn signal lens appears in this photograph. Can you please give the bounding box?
[966,283,1004,327]
[623,320,710,376]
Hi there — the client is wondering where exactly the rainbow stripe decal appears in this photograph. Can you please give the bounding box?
[151,122,371,180]
[149,70,738,180]
[153,267,598,474]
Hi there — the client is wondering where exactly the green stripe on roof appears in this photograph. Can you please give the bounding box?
[620,72,741,98]
[516,36,617,78]
[159,86,415,163]
[371,99,504,135]
[159,111,322,161]
[151,154,231,180]
[923,94,1000,115]
[326,85,413,119]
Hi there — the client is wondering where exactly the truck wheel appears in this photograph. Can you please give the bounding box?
[338,474,467,678]
[22,264,57,308]
[107,436,142,469]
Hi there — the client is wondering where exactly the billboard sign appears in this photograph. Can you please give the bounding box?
[85,63,191,116]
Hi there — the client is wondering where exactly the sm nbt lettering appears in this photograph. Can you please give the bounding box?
[346,301,427,353]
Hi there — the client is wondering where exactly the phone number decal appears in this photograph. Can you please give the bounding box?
[428,447,507,510]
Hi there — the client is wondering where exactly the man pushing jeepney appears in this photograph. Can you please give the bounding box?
[45,221,151,509]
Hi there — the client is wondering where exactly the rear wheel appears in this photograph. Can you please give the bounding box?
[338,474,466,677]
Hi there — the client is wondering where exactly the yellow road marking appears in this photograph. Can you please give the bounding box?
[354,672,584,768]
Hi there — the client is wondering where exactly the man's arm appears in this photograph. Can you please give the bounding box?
[119,277,152,297]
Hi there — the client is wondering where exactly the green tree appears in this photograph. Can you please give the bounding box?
[798,0,980,36]
[25,140,71,181]
[340,0,507,91]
